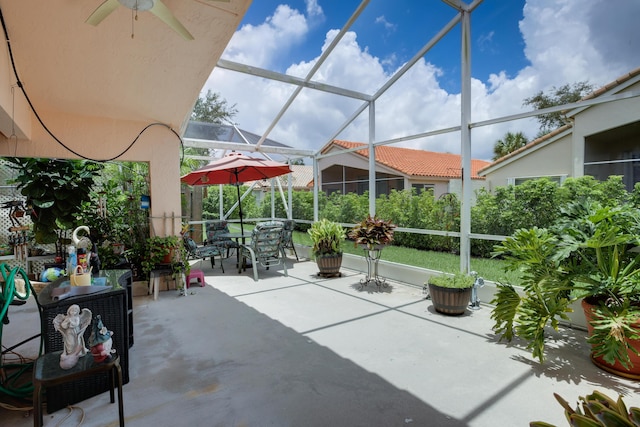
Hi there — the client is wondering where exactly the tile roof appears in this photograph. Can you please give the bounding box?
[328,140,490,180]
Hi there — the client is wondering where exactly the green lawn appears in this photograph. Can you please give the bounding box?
[292,230,521,285]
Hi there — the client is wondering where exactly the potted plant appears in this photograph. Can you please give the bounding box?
[141,235,190,283]
[308,219,345,277]
[491,200,640,378]
[427,272,475,315]
[348,215,396,250]
[530,390,640,426]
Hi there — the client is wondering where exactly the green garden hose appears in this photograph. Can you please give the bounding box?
[0,263,40,400]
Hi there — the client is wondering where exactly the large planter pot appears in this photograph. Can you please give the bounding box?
[316,253,343,277]
[581,298,640,380]
[428,283,472,315]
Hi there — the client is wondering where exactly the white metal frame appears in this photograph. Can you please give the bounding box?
[183,0,640,274]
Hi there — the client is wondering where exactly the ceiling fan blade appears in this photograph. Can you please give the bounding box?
[150,0,195,40]
[86,0,121,26]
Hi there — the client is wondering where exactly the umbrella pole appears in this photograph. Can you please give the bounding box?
[235,170,245,242]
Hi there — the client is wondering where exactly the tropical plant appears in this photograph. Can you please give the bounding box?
[308,219,345,257]
[5,158,103,243]
[348,215,396,249]
[530,390,640,427]
[492,131,528,160]
[491,199,640,368]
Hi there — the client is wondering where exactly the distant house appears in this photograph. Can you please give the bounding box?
[245,165,313,204]
[479,67,640,192]
[317,140,490,200]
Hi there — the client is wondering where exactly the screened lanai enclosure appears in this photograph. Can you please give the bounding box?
[181,0,640,274]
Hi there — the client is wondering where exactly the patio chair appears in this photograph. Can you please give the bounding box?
[183,236,225,273]
[239,221,287,281]
[281,219,299,260]
[205,220,240,260]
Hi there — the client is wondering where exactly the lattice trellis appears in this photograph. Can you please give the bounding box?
[0,160,55,276]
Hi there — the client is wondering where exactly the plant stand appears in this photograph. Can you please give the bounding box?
[359,247,387,290]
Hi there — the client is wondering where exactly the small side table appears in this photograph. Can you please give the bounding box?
[32,351,124,427]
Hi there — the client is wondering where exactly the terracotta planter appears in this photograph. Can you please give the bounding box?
[581,298,640,380]
[316,253,343,277]
[428,283,472,315]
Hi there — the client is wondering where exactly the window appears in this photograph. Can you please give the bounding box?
[508,175,566,186]
[412,183,435,193]
[584,122,640,192]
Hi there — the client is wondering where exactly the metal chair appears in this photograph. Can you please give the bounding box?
[281,219,298,260]
[205,220,240,260]
[239,221,287,281]
[183,236,225,273]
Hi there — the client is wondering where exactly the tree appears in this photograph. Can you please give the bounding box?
[492,131,528,160]
[191,89,237,124]
[183,90,238,174]
[523,81,595,134]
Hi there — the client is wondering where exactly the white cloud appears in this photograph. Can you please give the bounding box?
[375,15,397,32]
[305,0,324,19]
[204,0,640,161]
[221,5,308,68]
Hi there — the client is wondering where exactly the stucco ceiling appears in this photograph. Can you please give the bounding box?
[0,0,251,133]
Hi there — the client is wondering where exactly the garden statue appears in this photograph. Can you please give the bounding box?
[89,315,114,363]
[53,304,92,369]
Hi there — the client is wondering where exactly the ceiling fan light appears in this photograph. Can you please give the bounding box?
[119,0,154,11]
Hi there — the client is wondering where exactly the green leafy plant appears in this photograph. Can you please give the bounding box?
[308,219,345,257]
[5,158,103,243]
[428,272,474,289]
[141,235,190,282]
[491,200,640,368]
[530,390,640,427]
[348,215,396,249]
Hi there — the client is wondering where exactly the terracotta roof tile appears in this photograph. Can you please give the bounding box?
[329,140,490,180]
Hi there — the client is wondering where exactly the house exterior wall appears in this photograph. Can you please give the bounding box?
[318,146,404,196]
[481,135,573,191]
[481,78,640,192]
[448,179,488,203]
[571,80,640,177]
[318,144,482,199]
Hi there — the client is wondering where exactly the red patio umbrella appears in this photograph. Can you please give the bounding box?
[181,151,292,235]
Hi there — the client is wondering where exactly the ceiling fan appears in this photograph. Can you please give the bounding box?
[85,0,231,41]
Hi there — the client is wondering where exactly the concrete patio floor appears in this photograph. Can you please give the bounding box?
[2,255,639,426]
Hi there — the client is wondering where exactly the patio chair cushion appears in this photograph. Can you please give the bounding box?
[183,237,225,272]
[239,221,287,281]
[206,220,240,250]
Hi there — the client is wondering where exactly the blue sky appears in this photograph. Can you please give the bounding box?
[241,0,528,93]
[204,0,639,160]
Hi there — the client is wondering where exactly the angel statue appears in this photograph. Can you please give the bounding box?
[53,304,92,369]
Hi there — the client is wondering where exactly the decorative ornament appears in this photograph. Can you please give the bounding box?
[53,304,92,369]
[89,315,114,363]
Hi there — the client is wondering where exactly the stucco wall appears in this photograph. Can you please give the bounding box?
[482,135,573,191]
[0,108,183,236]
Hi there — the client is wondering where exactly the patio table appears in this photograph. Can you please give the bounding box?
[219,232,252,270]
